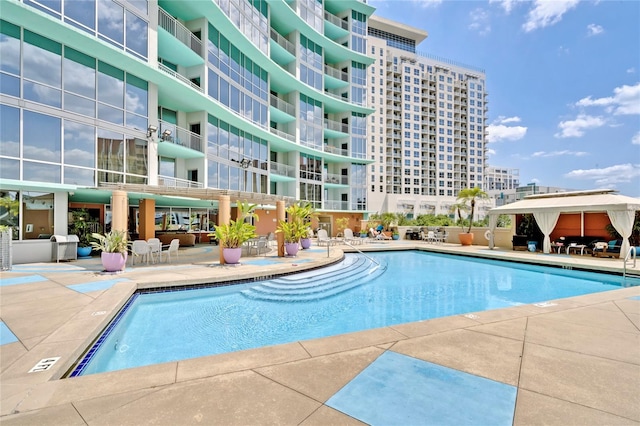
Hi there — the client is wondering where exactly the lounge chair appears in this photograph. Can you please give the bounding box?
[369,228,391,240]
[317,229,336,246]
[592,239,622,258]
[343,228,362,245]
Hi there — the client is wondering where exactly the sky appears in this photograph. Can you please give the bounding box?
[368,0,640,197]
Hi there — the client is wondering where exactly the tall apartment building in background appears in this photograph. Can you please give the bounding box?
[485,166,520,206]
[366,15,491,218]
[0,0,376,262]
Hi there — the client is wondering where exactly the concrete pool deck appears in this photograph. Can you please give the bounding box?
[1,240,639,424]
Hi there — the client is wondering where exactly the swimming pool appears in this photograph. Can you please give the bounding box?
[72,251,637,376]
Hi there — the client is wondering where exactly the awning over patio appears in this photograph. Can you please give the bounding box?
[486,189,640,255]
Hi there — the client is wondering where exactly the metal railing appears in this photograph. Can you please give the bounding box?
[324,65,348,82]
[623,246,638,277]
[270,161,295,178]
[158,175,203,188]
[324,118,348,134]
[158,120,203,152]
[158,63,203,93]
[270,95,295,117]
[158,8,202,56]
[323,144,348,157]
[270,29,295,56]
[324,11,348,30]
[269,127,295,142]
[324,173,347,185]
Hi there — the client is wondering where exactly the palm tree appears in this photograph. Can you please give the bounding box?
[456,187,489,234]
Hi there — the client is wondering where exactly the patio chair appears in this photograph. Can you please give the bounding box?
[147,238,162,263]
[369,228,391,240]
[317,229,335,246]
[248,237,269,256]
[343,228,362,245]
[161,239,180,263]
[131,240,151,265]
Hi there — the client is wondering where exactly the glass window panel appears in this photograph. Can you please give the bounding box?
[128,0,148,15]
[125,79,148,116]
[125,10,148,59]
[218,163,228,189]
[24,110,62,162]
[64,52,95,98]
[64,120,95,167]
[159,157,175,177]
[0,190,19,239]
[64,166,95,186]
[21,191,55,240]
[207,160,218,188]
[125,112,147,131]
[0,23,20,75]
[98,65,124,107]
[0,158,19,180]
[126,175,146,184]
[24,81,62,107]
[64,92,95,117]
[98,103,124,125]
[23,161,61,183]
[64,0,95,30]
[0,104,20,157]
[126,137,147,176]
[98,171,123,183]
[97,129,124,172]
[0,72,18,96]
[98,0,124,45]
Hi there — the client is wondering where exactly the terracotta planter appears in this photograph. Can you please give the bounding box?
[285,242,299,256]
[458,233,474,246]
[101,252,127,272]
[222,247,242,264]
[300,238,311,249]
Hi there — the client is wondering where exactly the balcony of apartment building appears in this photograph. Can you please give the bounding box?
[323,10,349,41]
[324,198,350,211]
[270,28,295,67]
[157,175,203,189]
[324,172,348,186]
[269,123,295,142]
[269,161,296,182]
[157,120,204,159]
[269,94,296,124]
[323,118,349,139]
[157,8,203,68]
[324,64,349,92]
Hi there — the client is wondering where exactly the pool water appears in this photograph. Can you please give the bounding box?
[73,251,636,376]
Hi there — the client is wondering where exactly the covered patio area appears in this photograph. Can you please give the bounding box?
[486,189,640,255]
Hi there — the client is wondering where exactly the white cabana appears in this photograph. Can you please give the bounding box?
[486,189,640,255]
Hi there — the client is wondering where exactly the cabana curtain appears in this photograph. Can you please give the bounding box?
[607,210,634,257]
[532,211,560,254]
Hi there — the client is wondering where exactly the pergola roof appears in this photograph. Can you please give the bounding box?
[488,189,640,215]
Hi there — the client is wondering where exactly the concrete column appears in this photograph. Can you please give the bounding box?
[276,200,285,257]
[138,198,155,240]
[218,195,230,264]
[111,190,128,235]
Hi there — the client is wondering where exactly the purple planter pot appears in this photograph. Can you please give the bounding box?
[222,247,242,264]
[285,242,299,256]
[300,238,311,249]
[101,252,127,272]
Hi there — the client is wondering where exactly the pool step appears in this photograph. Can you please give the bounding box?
[242,255,386,302]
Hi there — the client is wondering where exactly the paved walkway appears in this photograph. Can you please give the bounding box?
[1,241,639,425]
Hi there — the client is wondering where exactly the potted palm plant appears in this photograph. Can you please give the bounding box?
[68,209,94,257]
[90,230,129,272]
[214,202,258,264]
[454,187,489,246]
[277,202,314,255]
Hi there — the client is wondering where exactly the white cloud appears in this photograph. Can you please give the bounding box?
[486,148,497,156]
[486,124,528,142]
[495,116,521,124]
[628,67,636,74]
[632,132,640,145]
[523,0,580,32]
[554,114,606,138]
[489,0,520,14]
[411,0,442,8]
[531,150,589,158]
[564,163,640,187]
[468,8,491,35]
[575,83,640,115]
[586,23,604,36]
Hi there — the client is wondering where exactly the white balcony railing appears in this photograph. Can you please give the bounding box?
[158,8,202,56]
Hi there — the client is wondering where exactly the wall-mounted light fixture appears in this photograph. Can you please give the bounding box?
[162,129,172,141]
[239,158,251,169]
[147,125,158,138]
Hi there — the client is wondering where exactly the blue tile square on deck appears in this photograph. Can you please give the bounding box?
[0,321,18,345]
[67,278,128,294]
[326,351,516,426]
